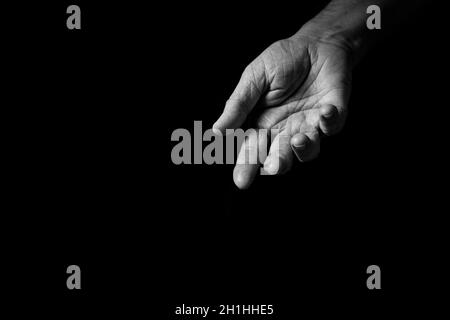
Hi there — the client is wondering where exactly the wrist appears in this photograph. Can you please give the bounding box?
[292,0,377,67]
[296,15,372,68]
[290,21,358,67]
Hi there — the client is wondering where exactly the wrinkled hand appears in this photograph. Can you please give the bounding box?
[213,33,353,189]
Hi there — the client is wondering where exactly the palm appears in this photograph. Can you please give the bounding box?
[214,35,353,189]
[254,37,351,136]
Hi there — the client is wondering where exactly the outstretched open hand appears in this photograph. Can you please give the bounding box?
[213,33,353,189]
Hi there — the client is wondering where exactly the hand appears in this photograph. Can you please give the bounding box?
[213,32,353,189]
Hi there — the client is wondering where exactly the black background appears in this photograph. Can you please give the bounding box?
[3,0,448,317]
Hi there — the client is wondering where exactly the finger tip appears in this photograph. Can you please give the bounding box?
[291,134,308,148]
[263,159,279,175]
[234,179,250,190]
[320,104,337,116]
[233,165,257,189]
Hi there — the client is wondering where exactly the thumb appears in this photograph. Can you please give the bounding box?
[213,61,266,133]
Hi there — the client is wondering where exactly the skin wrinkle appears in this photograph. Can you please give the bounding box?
[249,62,263,103]
[260,42,346,130]
[263,39,311,108]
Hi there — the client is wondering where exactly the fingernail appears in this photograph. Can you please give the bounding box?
[293,141,306,148]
